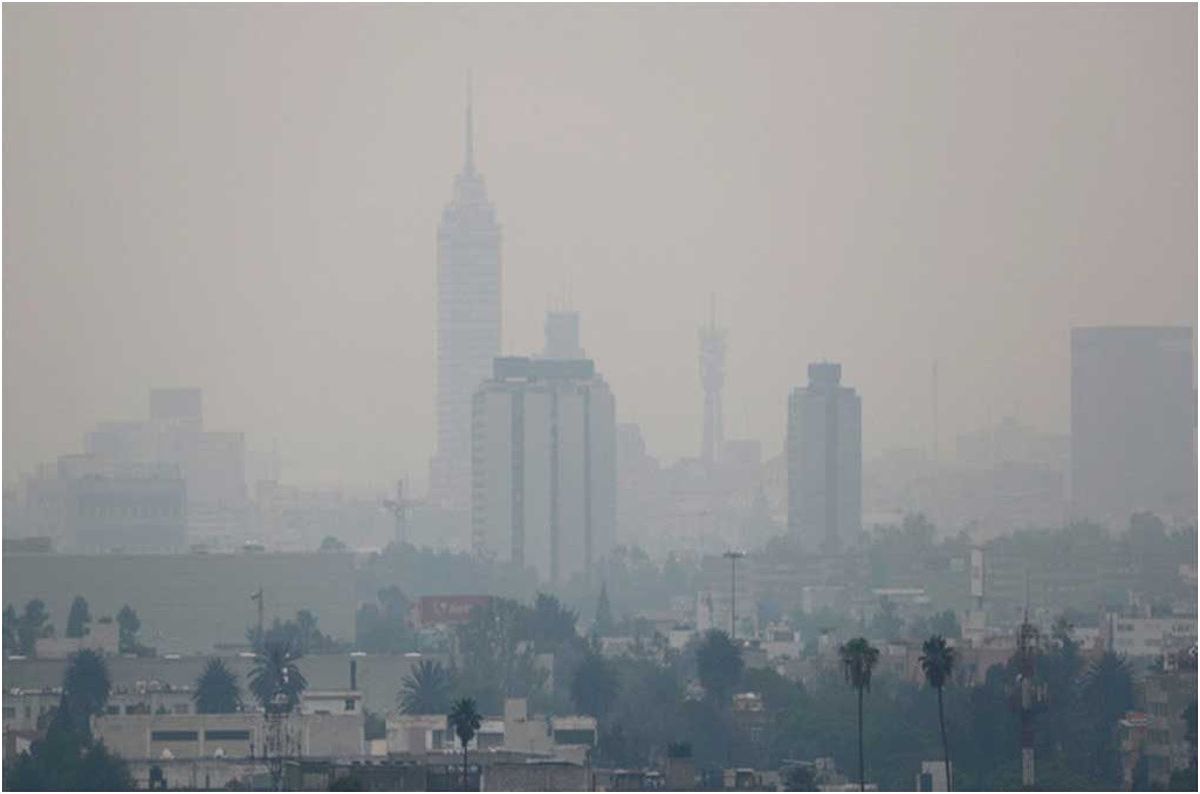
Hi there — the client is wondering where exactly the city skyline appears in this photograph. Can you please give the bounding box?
[1,6,1197,790]
[4,4,1195,494]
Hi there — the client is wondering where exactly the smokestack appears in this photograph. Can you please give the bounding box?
[350,658,358,691]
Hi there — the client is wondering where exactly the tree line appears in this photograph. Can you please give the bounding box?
[3,597,150,657]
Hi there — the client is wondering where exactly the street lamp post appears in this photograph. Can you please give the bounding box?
[722,550,746,640]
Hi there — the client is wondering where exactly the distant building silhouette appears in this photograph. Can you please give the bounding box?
[543,310,584,359]
[787,363,862,552]
[471,357,616,584]
[1070,326,1195,526]
[19,387,244,552]
[430,76,502,511]
[699,298,726,465]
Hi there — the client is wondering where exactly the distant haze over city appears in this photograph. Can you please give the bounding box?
[5,3,1195,492]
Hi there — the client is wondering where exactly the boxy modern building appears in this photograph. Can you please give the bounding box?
[471,357,616,585]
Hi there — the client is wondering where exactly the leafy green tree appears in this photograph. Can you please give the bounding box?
[60,649,111,735]
[456,598,547,712]
[116,605,140,654]
[594,583,615,637]
[3,603,18,654]
[920,635,956,791]
[448,697,482,791]
[1169,702,1197,790]
[356,586,416,653]
[696,629,743,704]
[249,610,343,655]
[870,598,902,642]
[319,535,348,552]
[17,599,52,656]
[598,659,686,768]
[65,596,91,639]
[929,610,962,640]
[1078,652,1134,786]
[4,724,134,791]
[249,639,308,715]
[294,609,340,653]
[193,658,242,714]
[839,637,880,792]
[399,659,455,714]
[570,644,618,719]
[523,593,578,649]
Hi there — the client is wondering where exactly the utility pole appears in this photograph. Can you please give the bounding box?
[723,550,745,640]
[251,588,264,651]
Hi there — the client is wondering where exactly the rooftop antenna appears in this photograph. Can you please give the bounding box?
[464,69,475,173]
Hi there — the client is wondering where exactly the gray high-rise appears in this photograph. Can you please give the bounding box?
[787,363,862,552]
[430,81,502,510]
[471,355,616,585]
[1070,326,1195,527]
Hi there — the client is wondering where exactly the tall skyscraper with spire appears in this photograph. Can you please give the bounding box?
[430,76,502,510]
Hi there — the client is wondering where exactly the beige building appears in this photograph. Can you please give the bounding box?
[92,710,364,763]
[386,698,596,764]
[33,620,120,660]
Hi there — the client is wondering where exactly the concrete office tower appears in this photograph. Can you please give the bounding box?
[699,299,726,465]
[471,357,616,585]
[787,363,862,552]
[430,77,502,510]
[1071,327,1195,526]
[544,310,584,359]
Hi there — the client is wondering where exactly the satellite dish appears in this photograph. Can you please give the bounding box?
[160,748,174,759]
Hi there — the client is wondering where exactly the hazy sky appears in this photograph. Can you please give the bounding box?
[5,4,1196,493]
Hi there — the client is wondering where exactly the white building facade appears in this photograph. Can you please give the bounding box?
[430,83,502,511]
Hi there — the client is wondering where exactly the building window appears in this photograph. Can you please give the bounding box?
[204,730,251,741]
[344,699,355,712]
[151,730,198,742]
[2,706,15,719]
[554,729,596,745]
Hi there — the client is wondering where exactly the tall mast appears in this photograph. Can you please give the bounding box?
[465,70,475,173]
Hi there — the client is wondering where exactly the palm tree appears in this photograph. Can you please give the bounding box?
[249,639,308,715]
[448,697,482,791]
[399,659,454,714]
[920,634,957,791]
[193,658,243,714]
[839,637,880,792]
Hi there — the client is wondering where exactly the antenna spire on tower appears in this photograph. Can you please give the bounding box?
[465,70,475,173]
